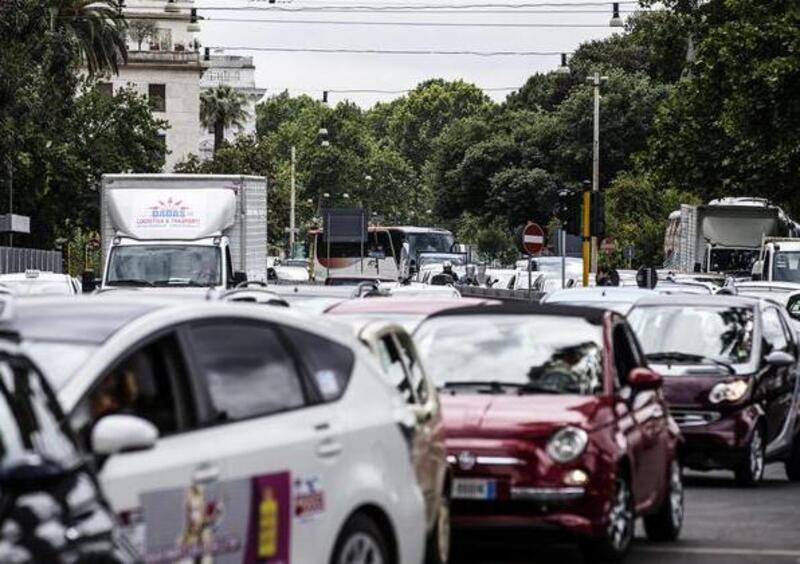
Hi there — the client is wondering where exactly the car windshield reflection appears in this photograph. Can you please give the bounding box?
[415,315,604,395]
[628,305,754,366]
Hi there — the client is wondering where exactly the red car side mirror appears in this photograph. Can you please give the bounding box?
[628,368,662,391]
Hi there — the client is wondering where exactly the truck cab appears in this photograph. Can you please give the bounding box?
[96,174,267,293]
[752,239,800,283]
[102,236,247,292]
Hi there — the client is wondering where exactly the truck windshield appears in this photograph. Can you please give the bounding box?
[707,248,758,273]
[107,245,221,287]
[773,252,800,283]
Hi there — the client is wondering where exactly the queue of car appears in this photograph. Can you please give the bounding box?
[1,267,800,563]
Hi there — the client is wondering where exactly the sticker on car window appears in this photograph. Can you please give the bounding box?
[314,370,339,398]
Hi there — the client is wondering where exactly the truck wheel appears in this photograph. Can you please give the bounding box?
[785,436,800,482]
[644,461,684,542]
[734,428,765,487]
[425,491,451,564]
[331,513,390,564]
[580,472,634,562]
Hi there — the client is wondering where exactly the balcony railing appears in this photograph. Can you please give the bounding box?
[126,50,202,65]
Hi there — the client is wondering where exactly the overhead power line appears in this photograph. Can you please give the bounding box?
[209,46,566,56]
[201,17,612,27]
[242,1,639,8]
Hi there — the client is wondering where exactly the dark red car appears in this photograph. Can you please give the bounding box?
[413,304,683,561]
[628,295,800,486]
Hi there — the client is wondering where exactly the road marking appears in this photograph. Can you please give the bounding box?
[637,546,800,558]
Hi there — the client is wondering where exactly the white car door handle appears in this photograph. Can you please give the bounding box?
[193,464,220,484]
[317,438,343,458]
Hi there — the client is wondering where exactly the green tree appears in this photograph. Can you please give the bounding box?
[605,171,699,265]
[127,19,157,51]
[382,79,493,171]
[201,85,250,155]
[644,1,800,210]
[55,0,128,76]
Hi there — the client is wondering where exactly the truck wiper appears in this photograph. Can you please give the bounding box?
[646,351,735,375]
[107,279,154,287]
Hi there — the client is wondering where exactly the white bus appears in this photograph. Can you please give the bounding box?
[310,226,455,281]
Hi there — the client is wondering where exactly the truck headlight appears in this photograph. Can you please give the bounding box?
[709,379,750,404]
[547,426,588,464]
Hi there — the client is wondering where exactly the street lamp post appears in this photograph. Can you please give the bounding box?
[587,72,607,274]
[289,145,297,252]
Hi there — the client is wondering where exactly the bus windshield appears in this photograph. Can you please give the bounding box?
[407,232,454,256]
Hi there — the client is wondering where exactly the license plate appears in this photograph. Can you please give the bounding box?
[452,478,496,500]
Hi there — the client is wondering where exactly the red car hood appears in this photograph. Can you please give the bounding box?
[441,393,611,439]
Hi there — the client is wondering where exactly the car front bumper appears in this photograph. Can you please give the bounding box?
[673,405,760,471]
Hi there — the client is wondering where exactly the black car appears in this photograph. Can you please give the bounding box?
[629,295,800,486]
[0,341,138,562]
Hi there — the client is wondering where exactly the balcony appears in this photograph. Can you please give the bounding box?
[126,50,203,66]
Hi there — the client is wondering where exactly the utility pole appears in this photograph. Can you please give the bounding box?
[289,145,296,254]
[587,72,607,273]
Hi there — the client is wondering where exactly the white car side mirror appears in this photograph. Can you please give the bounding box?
[91,414,159,456]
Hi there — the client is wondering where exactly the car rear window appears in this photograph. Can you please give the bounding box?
[282,327,355,402]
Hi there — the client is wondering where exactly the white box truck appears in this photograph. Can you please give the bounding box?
[98,174,268,292]
[663,197,797,275]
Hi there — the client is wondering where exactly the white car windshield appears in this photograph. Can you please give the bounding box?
[628,305,754,365]
[415,314,604,395]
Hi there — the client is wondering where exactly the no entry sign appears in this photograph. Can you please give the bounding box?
[521,222,545,256]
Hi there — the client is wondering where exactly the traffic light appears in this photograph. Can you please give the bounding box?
[557,190,582,236]
[591,191,606,238]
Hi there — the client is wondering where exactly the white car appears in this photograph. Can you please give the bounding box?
[543,287,660,314]
[12,296,425,564]
[0,270,79,295]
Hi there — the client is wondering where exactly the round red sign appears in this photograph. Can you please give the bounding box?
[521,222,545,256]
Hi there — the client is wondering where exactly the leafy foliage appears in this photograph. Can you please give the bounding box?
[201,85,251,155]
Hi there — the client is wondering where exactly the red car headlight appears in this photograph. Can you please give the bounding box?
[546,426,588,464]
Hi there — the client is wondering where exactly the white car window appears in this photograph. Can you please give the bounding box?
[190,322,306,420]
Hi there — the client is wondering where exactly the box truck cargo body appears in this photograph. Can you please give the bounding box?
[100,174,267,291]
[663,197,797,275]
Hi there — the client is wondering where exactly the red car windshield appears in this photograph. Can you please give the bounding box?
[415,315,604,395]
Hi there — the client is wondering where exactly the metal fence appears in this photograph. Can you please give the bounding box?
[0,247,63,274]
[458,286,545,303]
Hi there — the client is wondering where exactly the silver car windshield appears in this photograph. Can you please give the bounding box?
[107,245,221,287]
[628,305,754,364]
[415,315,604,395]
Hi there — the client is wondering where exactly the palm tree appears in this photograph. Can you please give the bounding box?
[52,0,128,76]
[201,86,250,155]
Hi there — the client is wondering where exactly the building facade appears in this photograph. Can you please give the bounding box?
[103,0,205,171]
[199,53,266,160]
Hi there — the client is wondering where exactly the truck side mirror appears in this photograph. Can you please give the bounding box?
[82,270,98,293]
[232,271,248,287]
[751,260,763,281]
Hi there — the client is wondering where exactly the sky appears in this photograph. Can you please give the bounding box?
[194,0,634,108]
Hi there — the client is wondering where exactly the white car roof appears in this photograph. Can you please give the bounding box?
[0,271,72,282]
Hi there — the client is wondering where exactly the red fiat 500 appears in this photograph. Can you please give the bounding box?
[414,304,683,561]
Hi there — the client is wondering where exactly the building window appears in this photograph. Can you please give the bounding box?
[155,134,167,157]
[148,84,166,112]
[152,28,172,51]
[97,82,113,97]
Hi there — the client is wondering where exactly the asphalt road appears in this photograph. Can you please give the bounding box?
[455,464,800,563]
